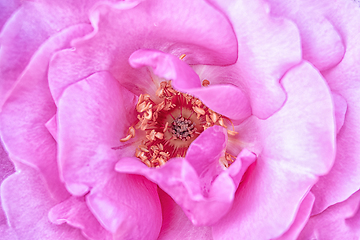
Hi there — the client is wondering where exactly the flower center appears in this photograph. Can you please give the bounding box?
[171,116,196,141]
[119,80,237,168]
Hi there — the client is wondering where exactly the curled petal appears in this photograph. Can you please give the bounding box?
[130,49,251,121]
[116,126,255,226]
[1,164,85,239]
[274,193,315,240]
[0,0,97,105]
[0,24,92,201]
[266,0,345,72]
[157,189,213,240]
[57,71,137,195]
[49,196,113,240]
[298,190,360,239]
[310,0,360,214]
[49,0,237,102]
[207,0,302,119]
[86,173,162,240]
[212,62,335,239]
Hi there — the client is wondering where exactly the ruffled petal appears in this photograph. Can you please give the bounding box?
[266,0,345,72]
[45,115,58,142]
[0,141,14,226]
[298,190,360,239]
[129,49,251,121]
[0,24,92,201]
[57,71,138,195]
[0,164,85,240]
[273,193,315,240]
[0,0,98,105]
[116,126,255,226]
[158,189,213,240]
[0,0,20,30]
[207,0,302,119]
[49,196,112,240]
[49,0,237,102]
[332,93,347,134]
[86,173,162,240]
[212,62,335,239]
[310,0,360,214]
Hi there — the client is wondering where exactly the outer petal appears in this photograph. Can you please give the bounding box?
[0,0,20,30]
[86,173,162,240]
[158,189,213,240]
[273,193,315,240]
[212,62,335,240]
[298,190,360,240]
[207,0,302,119]
[0,164,85,240]
[49,196,112,240]
[129,49,251,121]
[48,0,238,102]
[309,0,360,214]
[0,0,100,105]
[116,126,255,226]
[0,141,14,226]
[266,0,345,72]
[0,24,92,201]
[57,71,138,195]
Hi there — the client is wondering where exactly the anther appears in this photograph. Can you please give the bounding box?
[202,79,210,87]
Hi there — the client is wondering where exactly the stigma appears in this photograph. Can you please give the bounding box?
[120,80,237,168]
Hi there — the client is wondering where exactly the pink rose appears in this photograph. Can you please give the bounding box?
[1,0,360,239]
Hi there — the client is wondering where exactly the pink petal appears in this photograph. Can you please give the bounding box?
[298,190,360,239]
[86,173,162,240]
[265,0,345,72]
[158,189,213,240]
[129,49,251,121]
[212,62,335,239]
[0,164,85,239]
[273,192,315,240]
[207,0,302,119]
[0,141,14,226]
[332,93,347,134]
[0,0,97,105]
[49,0,237,102]
[310,0,360,214]
[0,24,92,201]
[0,0,20,30]
[45,115,58,142]
[116,126,255,226]
[57,71,138,196]
[0,225,17,240]
[49,196,112,240]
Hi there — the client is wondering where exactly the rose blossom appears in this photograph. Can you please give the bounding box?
[1,0,360,239]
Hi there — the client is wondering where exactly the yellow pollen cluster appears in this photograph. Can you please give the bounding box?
[120,80,238,168]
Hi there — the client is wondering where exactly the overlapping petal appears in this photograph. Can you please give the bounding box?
[116,126,255,226]
[48,0,238,103]
[265,0,345,72]
[298,190,360,239]
[0,24,92,201]
[129,49,251,121]
[157,189,213,240]
[0,164,85,240]
[308,0,360,215]
[57,71,137,195]
[212,62,335,239]
[86,173,162,240]
[0,0,100,105]
[206,0,302,119]
[274,193,315,240]
[49,196,112,240]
